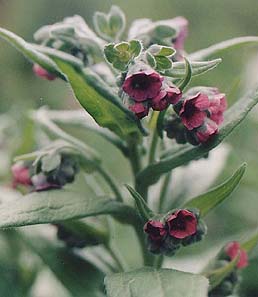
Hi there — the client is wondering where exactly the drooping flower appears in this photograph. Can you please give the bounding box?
[122,71,163,101]
[196,119,218,143]
[33,64,56,81]
[151,84,182,111]
[166,209,197,239]
[129,102,149,119]
[179,93,210,130]
[144,220,167,242]
[225,241,248,269]
[11,162,32,187]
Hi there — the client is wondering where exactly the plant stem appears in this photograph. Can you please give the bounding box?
[159,173,172,212]
[97,165,124,202]
[154,255,164,269]
[148,130,159,164]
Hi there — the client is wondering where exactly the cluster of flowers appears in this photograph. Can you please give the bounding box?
[11,154,79,192]
[122,68,227,144]
[122,69,182,119]
[144,209,207,255]
[209,242,248,297]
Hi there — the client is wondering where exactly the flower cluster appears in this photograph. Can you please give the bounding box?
[209,241,248,297]
[144,209,206,255]
[11,154,79,192]
[165,87,227,144]
[122,69,182,119]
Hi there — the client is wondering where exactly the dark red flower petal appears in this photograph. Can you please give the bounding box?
[144,220,167,241]
[122,71,163,101]
[167,209,197,239]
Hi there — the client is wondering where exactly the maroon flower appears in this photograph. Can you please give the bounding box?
[122,71,163,102]
[11,162,32,188]
[151,85,182,111]
[167,209,197,239]
[179,93,210,130]
[196,119,218,143]
[129,102,149,119]
[33,64,56,81]
[209,93,227,125]
[144,220,167,241]
[225,241,248,269]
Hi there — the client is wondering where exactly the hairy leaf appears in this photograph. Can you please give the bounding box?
[189,36,258,60]
[105,267,209,297]
[0,28,66,80]
[184,163,246,216]
[52,59,145,141]
[0,189,139,228]
[164,59,221,78]
[137,85,258,187]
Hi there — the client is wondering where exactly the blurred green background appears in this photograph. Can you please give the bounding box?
[1,0,258,296]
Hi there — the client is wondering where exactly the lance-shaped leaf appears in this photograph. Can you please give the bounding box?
[164,59,221,78]
[125,185,154,221]
[178,57,192,91]
[20,233,105,297]
[241,232,258,253]
[184,163,246,217]
[189,36,258,61]
[51,59,145,141]
[0,189,140,228]
[136,85,258,187]
[105,267,209,297]
[0,27,66,80]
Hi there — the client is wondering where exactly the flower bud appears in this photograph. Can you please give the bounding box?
[33,64,56,81]
[11,161,32,188]
[129,102,150,119]
[224,241,248,269]
[31,173,60,191]
[151,84,182,111]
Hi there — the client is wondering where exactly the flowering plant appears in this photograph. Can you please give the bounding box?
[1,5,258,296]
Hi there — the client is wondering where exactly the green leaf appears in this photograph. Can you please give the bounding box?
[125,185,154,221]
[159,46,175,57]
[206,257,238,291]
[0,189,139,228]
[164,59,222,78]
[146,52,156,68]
[0,27,66,80]
[93,5,125,42]
[241,232,258,253]
[155,55,172,70]
[189,36,258,61]
[21,233,105,297]
[51,59,144,141]
[184,163,246,217]
[105,267,209,297]
[31,44,84,68]
[136,84,258,187]
[178,58,192,91]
